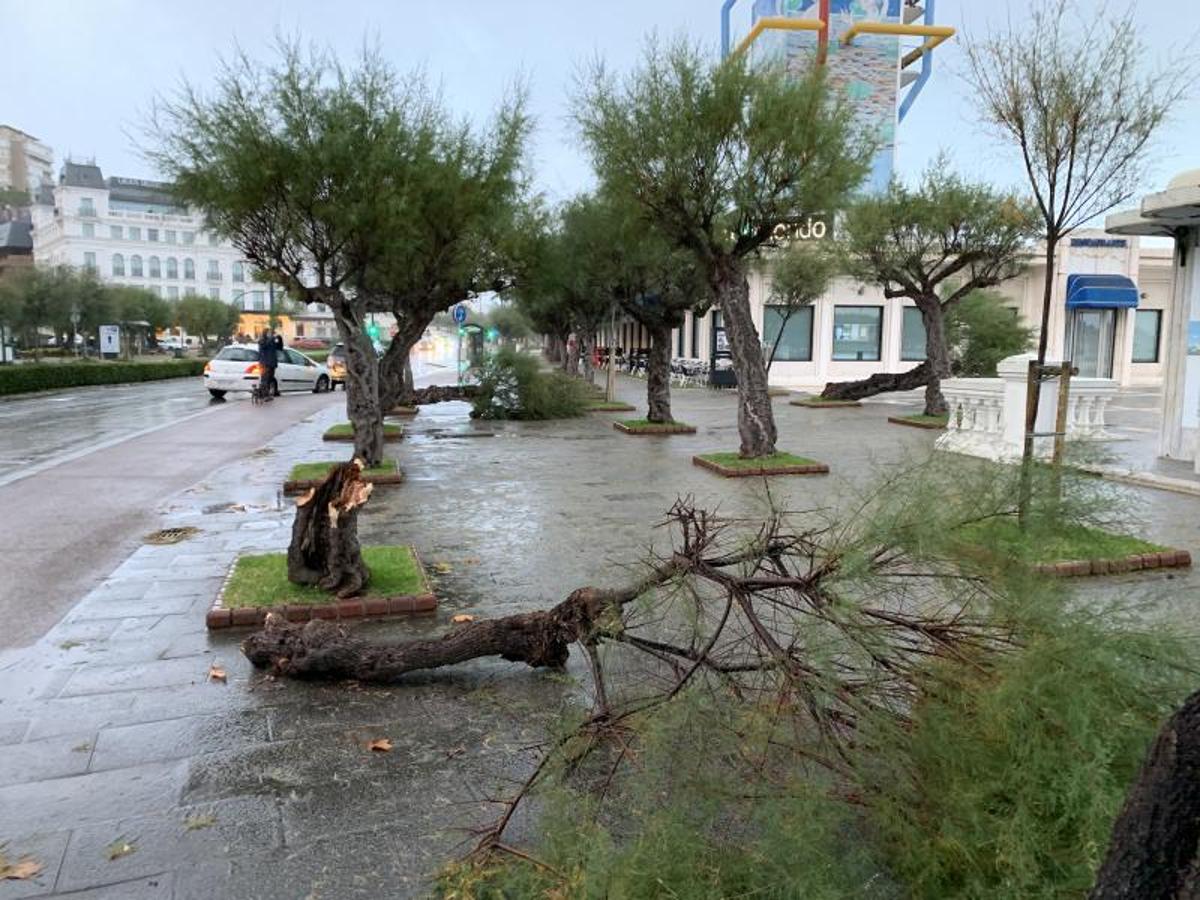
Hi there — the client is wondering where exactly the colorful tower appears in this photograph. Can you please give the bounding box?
[721,0,953,192]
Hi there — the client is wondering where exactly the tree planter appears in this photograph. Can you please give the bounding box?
[588,401,637,413]
[388,406,419,417]
[1032,549,1192,578]
[614,420,697,435]
[693,452,829,478]
[888,414,949,430]
[323,423,404,442]
[205,545,437,630]
[768,387,792,397]
[282,460,404,496]
[790,398,861,409]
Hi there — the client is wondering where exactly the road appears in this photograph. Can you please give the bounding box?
[0,376,342,648]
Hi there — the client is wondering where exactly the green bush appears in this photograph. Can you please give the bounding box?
[947,289,1035,376]
[0,359,206,396]
[472,348,591,420]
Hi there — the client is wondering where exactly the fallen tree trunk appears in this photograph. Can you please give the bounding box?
[820,361,930,402]
[286,459,373,598]
[1089,687,1200,899]
[409,384,479,405]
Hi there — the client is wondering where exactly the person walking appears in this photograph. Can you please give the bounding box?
[258,328,280,400]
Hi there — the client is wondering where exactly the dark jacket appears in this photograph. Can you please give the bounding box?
[258,335,280,368]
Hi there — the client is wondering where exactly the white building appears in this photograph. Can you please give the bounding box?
[30,160,336,337]
[0,125,53,196]
[608,230,1172,391]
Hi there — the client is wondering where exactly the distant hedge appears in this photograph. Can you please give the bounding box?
[0,359,207,396]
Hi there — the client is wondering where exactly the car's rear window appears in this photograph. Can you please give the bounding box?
[216,347,259,362]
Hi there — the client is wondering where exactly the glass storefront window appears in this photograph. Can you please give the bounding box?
[763,305,813,362]
[900,307,926,361]
[832,306,883,361]
[1132,309,1161,363]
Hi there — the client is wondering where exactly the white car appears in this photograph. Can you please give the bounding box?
[203,343,332,399]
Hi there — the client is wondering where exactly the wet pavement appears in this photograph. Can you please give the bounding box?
[0,374,1196,898]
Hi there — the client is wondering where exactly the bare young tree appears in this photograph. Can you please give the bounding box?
[762,240,839,372]
[963,0,1192,466]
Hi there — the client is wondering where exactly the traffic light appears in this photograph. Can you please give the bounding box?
[486,327,499,342]
[366,323,380,339]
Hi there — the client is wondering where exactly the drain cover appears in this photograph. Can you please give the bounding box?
[144,526,200,545]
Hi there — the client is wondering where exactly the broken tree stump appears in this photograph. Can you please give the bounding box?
[286,458,374,599]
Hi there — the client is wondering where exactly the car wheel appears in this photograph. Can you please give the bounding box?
[208,389,227,399]
[314,375,330,394]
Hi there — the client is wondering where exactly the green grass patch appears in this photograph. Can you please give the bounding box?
[895,413,949,427]
[287,460,398,482]
[587,400,637,411]
[791,396,860,407]
[223,546,426,608]
[699,451,820,470]
[323,422,403,438]
[958,516,1163,564]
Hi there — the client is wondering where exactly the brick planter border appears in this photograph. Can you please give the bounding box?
[588,403,637,413]
[692,455,830,478]
[1032,548,1192,578]
[789,399,861,409]
[323,429,404,443]
[388,406,419,417]
[282,471,405,497]
[614,421,697,435]
[206,547,438,630]
[887,415,947,430]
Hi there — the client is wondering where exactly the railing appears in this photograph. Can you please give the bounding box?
[936,354,1118,461]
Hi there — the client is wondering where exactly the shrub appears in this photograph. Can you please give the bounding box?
[947,289,1034,376]
[472,348,590,420]
[0,359,206,396]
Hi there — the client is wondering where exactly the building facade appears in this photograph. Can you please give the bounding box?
[606,230,1172,391]
[0,125,53,197]
[30,161,337,342]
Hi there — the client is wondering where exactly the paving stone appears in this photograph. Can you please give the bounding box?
[19,694,139,742]
[0,720,29,746]
[90,713,269,772]
[55,797,280,894]
[64,593,199,623]
[0,733,95,788]
[0,829,70,900]
[0,761,185,835]
[56,657,218,699]
[50,876,172,899]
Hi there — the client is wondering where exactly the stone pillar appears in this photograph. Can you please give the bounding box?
[1159,227,1200,471]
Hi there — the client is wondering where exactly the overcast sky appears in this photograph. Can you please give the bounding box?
[4,0,1197,209]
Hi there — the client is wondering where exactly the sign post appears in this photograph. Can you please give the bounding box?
[99,325,120,359]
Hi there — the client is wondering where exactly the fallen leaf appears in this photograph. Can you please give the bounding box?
[72,741,92,753]
[105,839,136,861]
[367,738,394,753]
[451,614,475,624]
[432,562,453,574]
[58,640,83,651]
[207,664,227,684]
[0,853,44,881]
[184,813,217,831]
[445,745,466,759]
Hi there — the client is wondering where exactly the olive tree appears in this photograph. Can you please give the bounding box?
[824,166,1038,415]
[575,40,872,457]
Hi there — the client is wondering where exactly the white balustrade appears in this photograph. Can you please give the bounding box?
[936,354,1118,462]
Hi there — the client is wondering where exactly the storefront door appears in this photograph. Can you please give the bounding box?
[1069,309,1116,378]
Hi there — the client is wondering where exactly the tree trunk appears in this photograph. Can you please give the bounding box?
[286,460,373,599]
[714,264,777,457]
[1089,688,1200,899]
[334,312,385,467]
[565,335,580,376]
[378,315,427,411]
[821,362,932,401]
[646,322,673,423]
[580,328,595,385]
[921,300,951,416]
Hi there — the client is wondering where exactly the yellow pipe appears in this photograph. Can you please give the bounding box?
[840,21,955,68]
[730,16,825,58]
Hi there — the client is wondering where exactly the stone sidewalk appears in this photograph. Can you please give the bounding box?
[1,377,1197,898]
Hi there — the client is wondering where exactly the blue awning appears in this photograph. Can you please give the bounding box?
[1065,274,1139,309]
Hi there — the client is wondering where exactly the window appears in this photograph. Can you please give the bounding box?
[209,287,221,300]
[232,261,244,282]
[216,346,259,362]
[1132,309,1162,363]
[832,306,883,361]
[167,286,179,300]
[148,256,161,278]
[900,307,927,361]
[763,306,814,362]
[164,257,177,279]
[251,291,265,311]
[82,222,95,238]
[128,226,141,241]
[182,231,195,245]
[110,225,123,240]
[207,259,220,280]
[130,255,143,277]
[147,228,159,242]
[165,230,177,244]
[112,253,125,276]
[83,252,96,273]
[690,313,700,358]
[183,258,195,280]
[286,349,309,366]
[79,198,95,217]
[207,232,218,246]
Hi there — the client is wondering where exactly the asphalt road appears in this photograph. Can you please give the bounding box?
[0,377,342,648]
